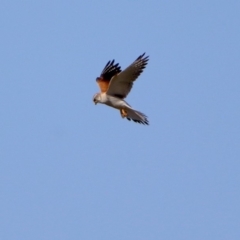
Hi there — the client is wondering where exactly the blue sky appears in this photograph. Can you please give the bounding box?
[1,1,240,239]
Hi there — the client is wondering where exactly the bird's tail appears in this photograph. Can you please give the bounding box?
[125,108,149,125]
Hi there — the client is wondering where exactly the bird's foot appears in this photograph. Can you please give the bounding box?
[120,109,128,118]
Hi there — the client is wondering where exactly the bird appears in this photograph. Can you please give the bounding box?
[93,53,149,125]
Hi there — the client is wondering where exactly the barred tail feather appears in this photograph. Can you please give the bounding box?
[126,109,149,125]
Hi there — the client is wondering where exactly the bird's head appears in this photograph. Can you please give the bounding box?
[93,93,101,105]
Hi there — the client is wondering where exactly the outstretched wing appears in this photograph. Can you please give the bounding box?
[96,60,121,92]
[106,53,149,98]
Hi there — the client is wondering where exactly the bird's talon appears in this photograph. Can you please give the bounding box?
[120,109,128,118]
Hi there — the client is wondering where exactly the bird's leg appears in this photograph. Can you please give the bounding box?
[120,109,128,118]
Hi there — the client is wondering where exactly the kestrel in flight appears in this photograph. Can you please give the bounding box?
[93,53,149,125]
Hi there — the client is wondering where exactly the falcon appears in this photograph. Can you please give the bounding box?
[93,53,149,125]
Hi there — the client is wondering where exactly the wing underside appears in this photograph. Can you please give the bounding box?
[107,53,149,98]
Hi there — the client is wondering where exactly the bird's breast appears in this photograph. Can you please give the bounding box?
[105,96,125,109]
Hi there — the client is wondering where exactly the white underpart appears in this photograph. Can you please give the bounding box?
[98,93,148,124]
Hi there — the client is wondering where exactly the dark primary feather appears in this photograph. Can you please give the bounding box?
[99,60,121,81]
[131,53,149,80]
[126,117,149,125]
[126,109,149,125]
